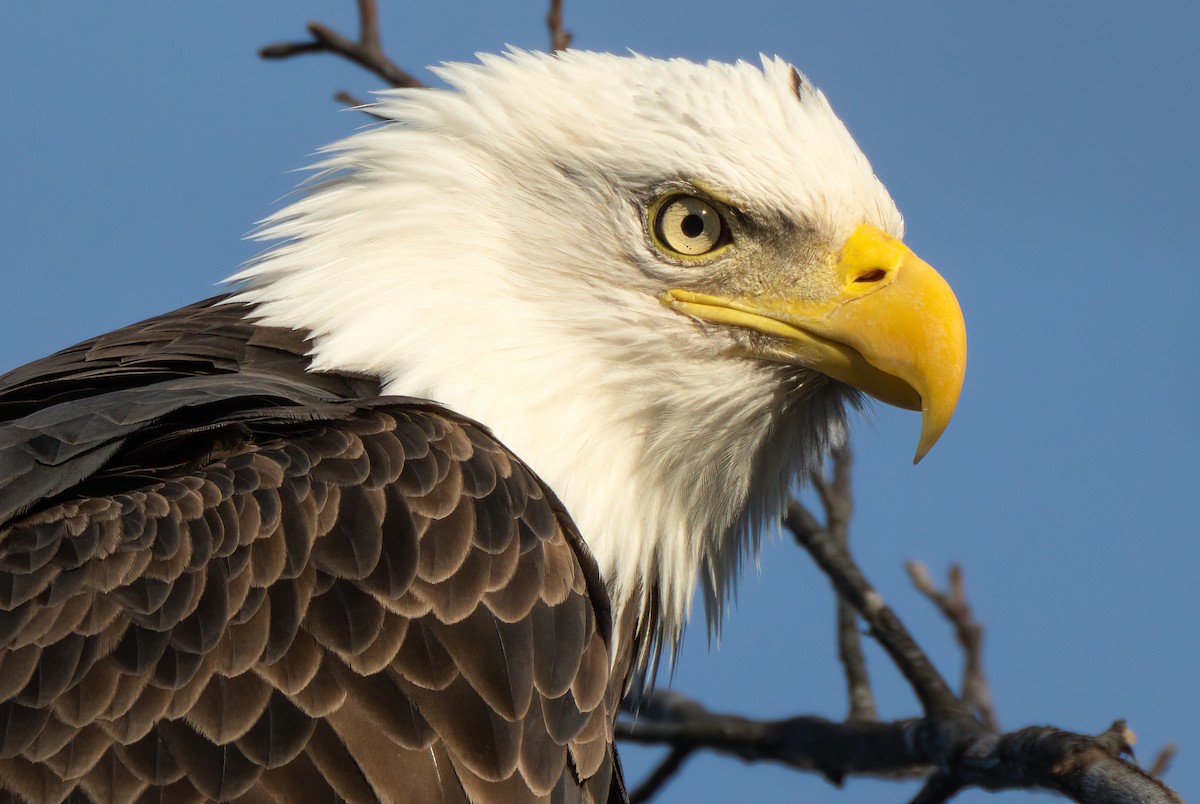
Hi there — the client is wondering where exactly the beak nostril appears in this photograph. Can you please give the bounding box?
[854,268,887,284]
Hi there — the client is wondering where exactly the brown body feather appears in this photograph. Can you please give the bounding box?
[0,299,629,803]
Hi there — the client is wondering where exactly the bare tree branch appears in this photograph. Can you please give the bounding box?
[356,0,382,54]
[619,690,929,784]
[1148,743,1177,779]
[906,562,998,730]
[331,90,389,122]
[334,90,371,108]
[799,448,878,721]
[261,0,425,92]
[546,0,573,52]
[628,746,694,804]
[622,453,1181,801]
[620,692,1180,802]
[787,501,963,718]
[837,596,878,721]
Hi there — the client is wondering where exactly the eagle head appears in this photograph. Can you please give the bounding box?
[231,50,966,665]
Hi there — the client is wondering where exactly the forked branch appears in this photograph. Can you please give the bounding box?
[619,451,1179,801]
[261,0,425,94]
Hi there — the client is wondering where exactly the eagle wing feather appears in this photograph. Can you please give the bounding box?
[0,301,623,803]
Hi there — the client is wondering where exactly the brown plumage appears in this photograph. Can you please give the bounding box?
[0,299,627,802]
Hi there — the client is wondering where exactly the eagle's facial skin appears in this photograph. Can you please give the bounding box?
[230,51,965,669]
[660,221,965,463]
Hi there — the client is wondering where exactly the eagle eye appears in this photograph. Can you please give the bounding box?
[652,195,728,258]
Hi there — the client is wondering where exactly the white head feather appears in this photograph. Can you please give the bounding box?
[229,50,902,671]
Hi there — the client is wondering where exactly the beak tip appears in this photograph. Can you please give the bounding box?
[913,410,952,465]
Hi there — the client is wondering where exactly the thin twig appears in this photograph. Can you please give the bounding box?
[334,90,373,109]
[836,598,878,721]
[808,448,879,720]
[795,498,876,720]
[1147,743,1177,778]
[906,562,998,730]
[260,0,426,90]
[545,0,573,52]
[787,503,963,718]
[628,746,694,803]
[356,0,381,52]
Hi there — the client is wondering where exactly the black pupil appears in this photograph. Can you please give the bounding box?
[681,213,706,238]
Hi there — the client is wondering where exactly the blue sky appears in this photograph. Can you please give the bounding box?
[2,3,1196,801]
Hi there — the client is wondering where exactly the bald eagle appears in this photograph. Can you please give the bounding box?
[0,52,964,802]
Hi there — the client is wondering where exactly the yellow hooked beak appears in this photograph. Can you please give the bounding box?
[664,225,966,462]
